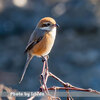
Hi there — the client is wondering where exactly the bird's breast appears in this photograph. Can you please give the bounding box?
[31,30,56,57]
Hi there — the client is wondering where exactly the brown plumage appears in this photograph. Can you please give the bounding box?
[30,31,55,56]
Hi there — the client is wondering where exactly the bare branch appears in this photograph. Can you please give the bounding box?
[28,58,100,100]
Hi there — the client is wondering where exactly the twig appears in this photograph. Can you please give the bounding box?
[28,57,100,100]
[48,86,100,95]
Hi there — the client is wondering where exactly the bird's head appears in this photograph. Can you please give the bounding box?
[37,17,59,31]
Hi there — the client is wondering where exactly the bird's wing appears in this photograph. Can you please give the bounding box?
[24,28,45,53]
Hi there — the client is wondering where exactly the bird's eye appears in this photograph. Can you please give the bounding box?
[42,23,50,27]
[47,23,50,26]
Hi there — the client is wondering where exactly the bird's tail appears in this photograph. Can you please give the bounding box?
[19,54,33,84]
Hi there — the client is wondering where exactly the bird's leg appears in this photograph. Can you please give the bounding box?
[40,56,47,91]
[40,56,49,93]
[41,55,49,76]
[41,56,46,77]
[44,55,49,83]
[42,56,47,62]
[43,55,49,93]
[40,60,45,87]
[45,55,49,72]
[41,55,49,83]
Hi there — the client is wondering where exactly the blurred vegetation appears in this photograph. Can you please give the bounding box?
[0,84,16,100]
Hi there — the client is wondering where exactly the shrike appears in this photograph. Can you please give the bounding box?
[19,17,59,83]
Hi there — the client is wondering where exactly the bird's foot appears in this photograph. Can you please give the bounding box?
[41,56,46,62]
[41,55,49,62]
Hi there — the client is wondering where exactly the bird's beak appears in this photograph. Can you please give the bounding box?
[53,24,59,28]
[56,23,59,28]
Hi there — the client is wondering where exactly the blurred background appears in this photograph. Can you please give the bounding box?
[0,0,100,100]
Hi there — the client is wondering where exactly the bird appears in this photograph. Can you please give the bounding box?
[19,17,59,83]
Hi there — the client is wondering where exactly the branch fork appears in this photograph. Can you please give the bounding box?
[28,56,100,100]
